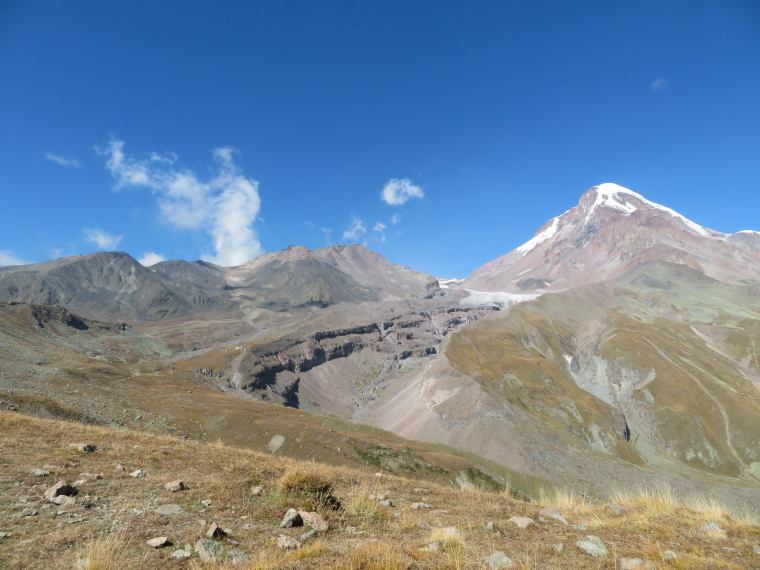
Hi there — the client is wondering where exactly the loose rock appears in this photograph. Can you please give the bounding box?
[147,536,171,548]
[577,535,608,556]
[619,559,646,569]
[553,543,564,553]
[30,468,50,477]
[201,499,212,507]
[206,522,227,538]
[228,548,250,566]
[410,502,432,509]
[165,480,185,492]
[662,550,677,562]
[251,485,263,496]
[299,511,329,531]
[700,522,726,536]
[754,545,760,555]
[507,516,534,529]
[51,495,76,506]
[69,443,96,453]
[129,469,145,478]
[538,506,568,525]
[486,521,495,532]
[483,551,516,569]
[300,529,318,542]
[155,504,183,515]
[379,499,394,507]
[44,481,78,501]
[195,538,226,563]
[280,508,303,528]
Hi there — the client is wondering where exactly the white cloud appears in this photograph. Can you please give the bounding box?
[390,214,401,224]
[651,78,668,91]
[342,216,367,242]
[138,252,166,266]
[380,178,424,206]
[84,228,124,250]
[45,153,81,168]
[0,250,26,266]
[372,221,387,243]
[99,140,263,267]
[321,227,332,246]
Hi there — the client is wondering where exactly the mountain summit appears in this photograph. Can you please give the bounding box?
[467,183,760,292]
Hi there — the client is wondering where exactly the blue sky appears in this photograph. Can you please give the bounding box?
[1,1,758,277]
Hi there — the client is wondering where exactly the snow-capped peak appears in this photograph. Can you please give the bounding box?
[588,183,716,238]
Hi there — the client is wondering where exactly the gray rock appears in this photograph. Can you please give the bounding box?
[417,521,431,529]
[165,480,185,492]
[201,499,212,507]
[507,516,534,529]
[114,464,126,472]
[147,536,171,548]
[171,548,192,559]
[206,522,227,538]
[379,499,394,507]
[0,532,12,538]
[19,508,38,517]
[410,502,432,509]
[483,551,516,569]
[538,506,568,525]
[576,535,608,556]
[486,521,495,532]
[300,529,318,542]
[413,488,429,493]
[251,485,264,496]
[573,524,588,531]
[280,508,303,528]
[277,534,301,549]
[299,510,328,531]
[662,550,677,562]
[44,481,77,501]
[553,543,564,553]
[155,504,183,515]
[700,522,726,536]
[30,468,50,477]
[722,547,736,552]
[228,548,250,566]
[129,469,145,478]
[51,495,76,506]
[69,443,96,453]
[195,538,226,563]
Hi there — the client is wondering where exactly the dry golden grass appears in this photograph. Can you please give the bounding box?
[535,485,595,514]
[429,526,465,553]
[332,540,412,570]
[75,531,135,570]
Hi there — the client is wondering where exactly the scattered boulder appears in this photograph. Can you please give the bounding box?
[379,499,394,507]
[280,508,303,528]
[195,538,226,563]
[486,521,495,532]
[129,469,145,478]
[576,535,608,556]
[155,504,183,515]
[700,522,726,536]
[147,536,171,548]
[299,511,329,531]
[201,499,212,507]
[417,521,431,529]
[44,481,77,502]
[538,506,568,525]
[662,550,677,562]
[228,549,250,566]
[507,516,534,529]
[411,502,432,509]
[483,551,516,569]
[277,534,301,549]
[69,443,96,453]
[0,532,12,538]
[251,485,264,496]
[553,543,564,553]
[30,468,50,477]
[206,522,226,539]
[165,480,185,492]
[51,495,76,506]
[114,464,126,472]
[172,545,193,559]
[300,529,318,542]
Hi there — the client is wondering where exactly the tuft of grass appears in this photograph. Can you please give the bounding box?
[75,532,133,570]
[429,527,465,553]
[276,463,339,509]
[333,540,412,570]
[535,485,594,514]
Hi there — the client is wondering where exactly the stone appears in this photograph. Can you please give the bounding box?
[228,549,250,566]
[619,559,645,569]
[486,521,495,532]
[69,443,96,453]
[413,487,429,492]
[129,469,145,478]
[576,535,608,556]
[201,499,212,507]
[280,508,303,528]
[165,480,185,492]
[251,485,264,496]
[195,538,226,563]
[538,506,568,525]
[662,550,677,561]
[44,481,77,501]
[155,504,183,515]
[171,547,192,559]
[0,532,12,538]
[19,508,38,517]
[299,510,329,531]
[506,516,534,529]
[277,534,301,549]
[73,479,88,487]
[483,551,516,569]
[605,504,631,515]
[700,522,726,536]
[417,521,431,529]
[427,542,441,551]
[51,495,76,506]
[206,522,226,538]
[30,468,50,477]
[300,529,318,542]
[114,464,126,472]
[553,543,564,553]
[147,536,171,548]
[379,499,394,507]
[410,502,432,509]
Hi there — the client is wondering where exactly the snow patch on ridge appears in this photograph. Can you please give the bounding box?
[437,277,465,289]
[459,289,541,308]
[590,183,717,238]
[515,217,559,256]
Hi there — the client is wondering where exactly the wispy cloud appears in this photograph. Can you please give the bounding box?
[342,216,367,242]
[651,78,668,91]
[0,250,26,266]
[321,227,332,246]
[45,153,81,168]
[137,252,166,266]
[98,140,263,267]
[390,214,401,225]
[84,228,123,250]
[380,178,424,206]
[372,221,387,243]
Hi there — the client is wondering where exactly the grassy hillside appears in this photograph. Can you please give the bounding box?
[2,411,760,569]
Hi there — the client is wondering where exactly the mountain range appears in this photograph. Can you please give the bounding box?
[3,182,760,511]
